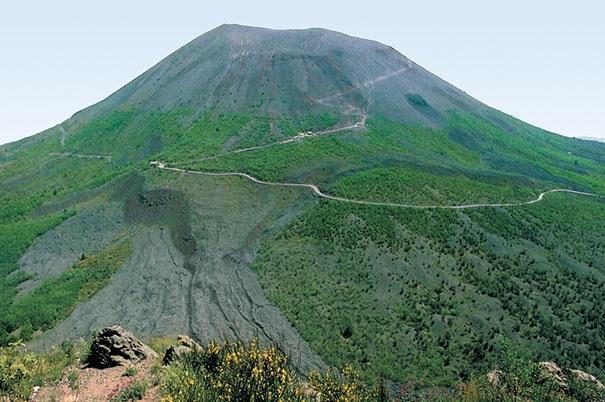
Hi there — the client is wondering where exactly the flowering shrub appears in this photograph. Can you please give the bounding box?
[160,339,305,402]
[0,343,37,400]
[309,365,376,402]
[0,340,87,401]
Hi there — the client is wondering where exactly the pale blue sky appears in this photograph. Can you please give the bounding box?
[1,0,604,145]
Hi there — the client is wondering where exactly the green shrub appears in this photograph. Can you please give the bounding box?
[112,379,147,401]
[0,342,36,400]
[122,367,138,377]
[565,371,605,402]
[0,340,86,401]
[66,370,79,391]
[439,344,605,402]
[145,336,178,357]
[3,235,132,345]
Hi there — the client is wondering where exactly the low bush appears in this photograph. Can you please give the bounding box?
[309,365,377,402]
[433,344,605,402]
[160,339,304,402]
[112,379,147,401]
[122,367,138,377]
[0,342,37,400]
[159,338,376,402]
[0,340,87,401]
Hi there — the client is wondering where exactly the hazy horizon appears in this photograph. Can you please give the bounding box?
[1,1,604,145]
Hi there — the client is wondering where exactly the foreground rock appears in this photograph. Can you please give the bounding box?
[87,326,157,368]
[163,335,201,365]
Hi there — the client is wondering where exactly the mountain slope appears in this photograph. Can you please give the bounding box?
[1,24,604,387]
[4,24,491,162]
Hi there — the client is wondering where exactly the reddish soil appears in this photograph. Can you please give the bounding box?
[31,358,160,402]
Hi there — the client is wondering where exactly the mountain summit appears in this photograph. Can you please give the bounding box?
[74,24,481,130]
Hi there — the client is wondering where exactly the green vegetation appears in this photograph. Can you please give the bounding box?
[112,379,148,401]
[158,111,340,164]
[0,211,74,265]
[160,339,306,402]
[331,167,536,205]
[0,123,132,344]
[0,234,132,345]
[443,344,605,402]
[405,94,440,121]
[149,109,605,386]
[180,113,604,208]
[252,192,605,386]
[3,336,604,401]
[1,101,604,393]
[446,111,605,193]
[122,367,138,377]
[180,117,484,185]
[309,365,378,402]
[66,369,79,391]
[0,211,74,343]
[0,340,89,400]
[2,24,604,400]
[160,338,378,402]
[0,150,124,224]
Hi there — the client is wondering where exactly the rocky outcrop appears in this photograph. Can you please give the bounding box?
[163,335,201,365]
[538,361,567,389]
[486,369,504,387]
[490,360,604,394]
[87,326,157,368]
[538,362,605,390]
[569,369,605,389]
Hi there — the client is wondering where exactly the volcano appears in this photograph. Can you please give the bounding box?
[1,25,604,385]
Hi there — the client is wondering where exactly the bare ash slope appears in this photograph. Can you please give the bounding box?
[29,171,325,373]
[67,24,483,130]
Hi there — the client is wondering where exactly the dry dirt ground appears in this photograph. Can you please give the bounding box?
[31,358,160,402]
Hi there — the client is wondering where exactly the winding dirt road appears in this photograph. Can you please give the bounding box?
[314,62,413,105]
[174,119,365,165]
[50,152,112,162]
[176,61,402,164]
[50,63,601,210]
[151,162,600,210]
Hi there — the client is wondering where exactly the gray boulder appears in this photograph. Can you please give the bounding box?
[87,326,157,368]
[163,335,202,365]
